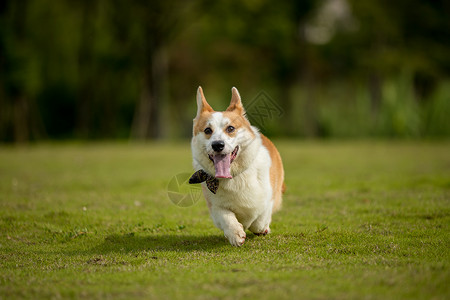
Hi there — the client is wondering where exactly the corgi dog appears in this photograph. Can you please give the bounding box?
[190,86,285,246]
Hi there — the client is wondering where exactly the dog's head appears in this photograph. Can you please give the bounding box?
[191,87,258,179]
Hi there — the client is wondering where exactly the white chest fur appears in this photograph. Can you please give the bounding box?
[204,140,273,230]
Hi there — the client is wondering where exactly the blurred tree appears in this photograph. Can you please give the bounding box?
[168,0,316,136]
[76,0,98,138]
[0,0,46,143]
[0,0,449,142]
[124,0,196,140]
[321,0,450,109]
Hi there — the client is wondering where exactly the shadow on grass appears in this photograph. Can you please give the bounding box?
[83,233,253,254]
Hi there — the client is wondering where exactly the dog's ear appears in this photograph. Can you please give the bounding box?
[226,87,245,115]
[196,86,213,119]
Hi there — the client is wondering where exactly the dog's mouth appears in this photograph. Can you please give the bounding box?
[208,146,239,179]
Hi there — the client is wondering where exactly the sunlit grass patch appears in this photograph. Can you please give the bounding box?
[0,141,449,299]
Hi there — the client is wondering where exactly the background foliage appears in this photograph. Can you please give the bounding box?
[1,0,449,142]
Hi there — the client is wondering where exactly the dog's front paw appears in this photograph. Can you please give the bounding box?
[224,227,246,247]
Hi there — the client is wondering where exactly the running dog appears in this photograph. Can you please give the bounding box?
[190,87,285,246]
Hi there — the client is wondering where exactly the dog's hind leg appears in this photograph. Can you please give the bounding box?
[248,207,272,236]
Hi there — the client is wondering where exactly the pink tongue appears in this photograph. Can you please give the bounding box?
[212,154,232,178]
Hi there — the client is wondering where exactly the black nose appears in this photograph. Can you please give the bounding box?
[211,140,225,152]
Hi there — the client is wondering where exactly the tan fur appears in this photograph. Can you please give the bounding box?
[193,87,214,136]
[261,134,284,211]
[222,111,255,139]
[194,109,255,139]
[193,111,214,136]
[226,88,245,114]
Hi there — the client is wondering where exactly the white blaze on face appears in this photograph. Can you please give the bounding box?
[207,113,234,178]
[208,113,232,149]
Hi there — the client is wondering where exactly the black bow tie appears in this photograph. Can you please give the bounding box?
[189,170,219,194]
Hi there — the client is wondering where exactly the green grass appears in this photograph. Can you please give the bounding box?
[1,140,449,299]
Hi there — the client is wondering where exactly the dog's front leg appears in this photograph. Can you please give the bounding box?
[211,206,246,247]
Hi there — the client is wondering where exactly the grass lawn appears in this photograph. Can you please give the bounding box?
[0,140,449,299]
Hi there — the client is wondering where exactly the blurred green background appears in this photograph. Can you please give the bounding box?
[1,0,449,142]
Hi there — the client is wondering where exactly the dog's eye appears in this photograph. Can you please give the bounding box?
[204,127,213,135]
[226,126,235,133]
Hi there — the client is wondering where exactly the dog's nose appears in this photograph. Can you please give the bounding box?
[211,140,225,152]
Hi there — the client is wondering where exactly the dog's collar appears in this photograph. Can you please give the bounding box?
[189,170,219,194]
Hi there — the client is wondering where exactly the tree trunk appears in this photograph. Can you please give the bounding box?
[369,73,381,118]
[13,96,29,144]
[7,0,46,143]
[76,0,96,138]
[131,47,167,140]
[303,72,319,137]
